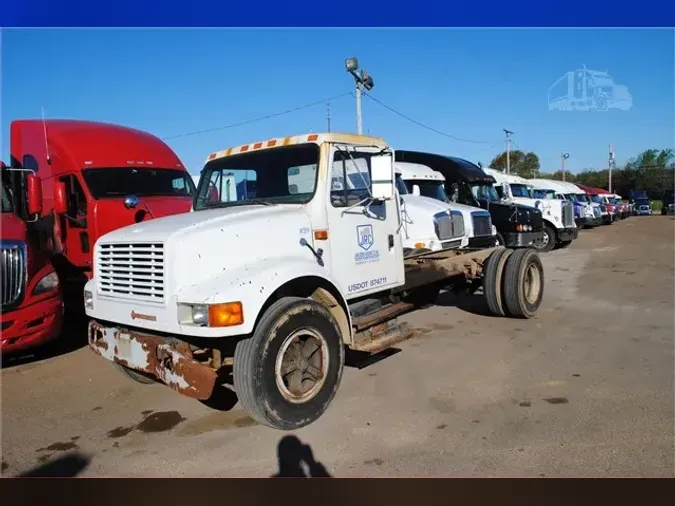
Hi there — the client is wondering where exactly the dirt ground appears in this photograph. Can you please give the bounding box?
[1,216,673,477]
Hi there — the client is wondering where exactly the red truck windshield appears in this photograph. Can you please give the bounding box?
[82,168,195,199]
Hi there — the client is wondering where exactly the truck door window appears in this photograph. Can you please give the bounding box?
[63,175,88,217]
[330,150,372,208]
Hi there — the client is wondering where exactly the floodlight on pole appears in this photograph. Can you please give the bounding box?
[345,56,375,135]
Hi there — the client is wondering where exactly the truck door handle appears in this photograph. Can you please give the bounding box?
[388,234,394,249]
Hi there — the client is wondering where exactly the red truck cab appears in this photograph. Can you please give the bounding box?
[8,119,196,311]
[1,164,63,354]
[576,183,613,225]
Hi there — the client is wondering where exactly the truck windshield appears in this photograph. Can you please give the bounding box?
[589,194,602,204]
[195,143,319,211]
[395,174,409,195]
[470,182,500,202]
[82,168,195,199]
[575,193,590,203]
[1,184,13,213]
[635,199,650,206]
[564,194,578,202]
[509,184,532,198]
[403,180,448,202]
[532,189,556,199]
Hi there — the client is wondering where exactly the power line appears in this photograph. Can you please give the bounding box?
[161,92,352,140]
[361,91,493,145]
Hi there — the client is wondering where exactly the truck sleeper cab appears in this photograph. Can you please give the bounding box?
[85,132,546,431]
[395,162,497,250]
[1,167,63,354]
[8,119,197,314]
[483,169,578,252]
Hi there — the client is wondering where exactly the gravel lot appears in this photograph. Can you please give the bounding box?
[1,216,673,477]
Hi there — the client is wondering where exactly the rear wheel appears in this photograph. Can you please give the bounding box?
[233,297,344,430]
[502,248,544,319]
[114,363,156,385]
[482,248,513,317]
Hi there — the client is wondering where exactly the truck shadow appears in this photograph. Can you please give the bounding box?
[1,314,90,370]
[435,289,494,317]
[271,435,332,477]
[14,452,90,477]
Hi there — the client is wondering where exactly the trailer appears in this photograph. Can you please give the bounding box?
[85,132,545,430]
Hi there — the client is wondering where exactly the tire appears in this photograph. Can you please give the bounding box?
[534,224,556,253]
[502,248,544,319]
[482,248,513,317]
[495,232,505,246]
[114,363,156,385]
[233,297,345,430]
[557,240,573,249]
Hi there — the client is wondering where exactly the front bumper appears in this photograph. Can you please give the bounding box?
[635,209,652,216]
[88,320,218,400]
[557,226,579,242]
[503,230,544,248]
[0,295,64,354]
[467,235,498,249]
[576,217,602,228]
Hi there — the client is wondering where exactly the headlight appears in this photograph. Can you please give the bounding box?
[33,272,59,295]
[84,290,93,310]
[189,302,244,328]
[192,304,209,326]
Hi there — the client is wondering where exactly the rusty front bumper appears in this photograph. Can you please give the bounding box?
[88,320,218,400]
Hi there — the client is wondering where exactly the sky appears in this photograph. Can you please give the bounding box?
[1,28,674,176]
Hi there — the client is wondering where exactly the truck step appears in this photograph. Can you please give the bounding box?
[352,300,416,332]
[350,319,415,354]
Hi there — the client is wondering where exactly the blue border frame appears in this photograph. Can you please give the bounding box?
[1,1,673,27]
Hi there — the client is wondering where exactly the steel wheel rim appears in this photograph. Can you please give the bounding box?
[523,262,541,305]
[275,328,329,404]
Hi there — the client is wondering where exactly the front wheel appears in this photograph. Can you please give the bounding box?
[533,224,556,253]
[233,297,345,431]
[495,232,505,246]
[502,248,545,319]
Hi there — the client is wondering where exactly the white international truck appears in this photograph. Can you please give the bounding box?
[395,162,499,250]
[85,132,545,430]
[483,169,578,252]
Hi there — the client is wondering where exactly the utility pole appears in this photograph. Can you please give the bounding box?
[503,129,513,174]
[345,57,374,136]
[561,152,570,182]
[608,143,615,193]
[326,103,331,132]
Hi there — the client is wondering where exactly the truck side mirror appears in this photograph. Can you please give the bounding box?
[370,153,394,201]
[26,174,43,215]
[54,181,69,215]
[412,184,421,196]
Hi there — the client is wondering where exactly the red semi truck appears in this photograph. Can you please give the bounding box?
[2,119,195,352]
[1,163,64,353]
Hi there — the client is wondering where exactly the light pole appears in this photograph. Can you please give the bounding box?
[345,57,374,135]
[503,129,513,174]
[561,152,570,182]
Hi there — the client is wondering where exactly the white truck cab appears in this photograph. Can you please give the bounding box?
[483,168,578,252]
[396,162,498,249]
[555,181,606,224]
[528,178,600,228]
[85,132,545,431]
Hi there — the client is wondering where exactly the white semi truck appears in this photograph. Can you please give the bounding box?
[483,169,578,252]
[85,133,545,430]
[528,178,601,228]
[395,162,498,250]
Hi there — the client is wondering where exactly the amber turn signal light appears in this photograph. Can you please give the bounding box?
[208,302,244,327]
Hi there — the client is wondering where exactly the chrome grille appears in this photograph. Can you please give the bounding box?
[1,242,26,310]
[471,212,493,237]
[562,202,575,227]
[434,211,464,240]
[600,204,607,213]
[97,242,165,302]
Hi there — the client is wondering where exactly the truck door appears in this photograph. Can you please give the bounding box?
[325,144,404,299]
[58,174,91,266]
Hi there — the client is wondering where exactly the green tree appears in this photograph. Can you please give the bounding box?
[489,150,541,178]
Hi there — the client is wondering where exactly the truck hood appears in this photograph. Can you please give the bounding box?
[1,213,27,241]
[401,195,484,215]
[95,204,314,295]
